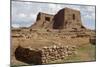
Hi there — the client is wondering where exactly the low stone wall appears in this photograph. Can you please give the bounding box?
[15,45,77,65]
[90,36,96,45]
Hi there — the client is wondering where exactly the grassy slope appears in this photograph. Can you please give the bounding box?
[48,43,96,64]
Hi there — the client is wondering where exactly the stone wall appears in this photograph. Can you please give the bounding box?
[15,45,76,65]
[90,35,96,45]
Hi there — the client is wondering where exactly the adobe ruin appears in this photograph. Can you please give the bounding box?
[31,7,85,30]
[30,12,54,29]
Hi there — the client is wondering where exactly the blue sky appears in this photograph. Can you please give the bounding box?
[12,1,95,30]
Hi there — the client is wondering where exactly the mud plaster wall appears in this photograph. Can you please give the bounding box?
[52,8,82,29]
[32,12,54,28]
[53,9,64,29]
[64,8,82,29]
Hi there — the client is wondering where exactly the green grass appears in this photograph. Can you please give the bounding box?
[48,43,96,64]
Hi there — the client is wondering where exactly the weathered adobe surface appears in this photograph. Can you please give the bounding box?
[15,45,76,65]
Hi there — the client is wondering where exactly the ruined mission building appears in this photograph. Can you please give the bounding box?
[12,7,96,65]
[31,7,85,30]
[12,7,95,41]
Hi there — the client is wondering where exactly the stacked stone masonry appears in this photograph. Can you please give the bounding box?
[15,45,76,65]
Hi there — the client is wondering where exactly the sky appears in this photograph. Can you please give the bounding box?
[12,1,96,30]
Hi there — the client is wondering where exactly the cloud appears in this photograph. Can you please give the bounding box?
[72,5,95,29]
[18,13,27,18]
[47,4,62,14]
[12,24,20,28]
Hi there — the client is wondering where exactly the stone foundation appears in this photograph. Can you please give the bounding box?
[15,45,76,65]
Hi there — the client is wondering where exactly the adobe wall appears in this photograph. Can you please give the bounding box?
[36,12,54,22]
[53,8,83,29]
[53,9,64,29]
[64,8,82,29]
[31,12,54,29]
